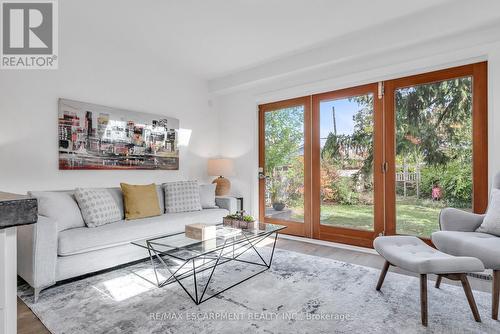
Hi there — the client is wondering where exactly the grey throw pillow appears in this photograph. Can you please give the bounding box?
[156,184,165,213]
[199,184,217,209]
[74,188,122,228]
[106,187,125,219]
[163,181,202,213]
[29,191,85,231]
[477,189,500,236]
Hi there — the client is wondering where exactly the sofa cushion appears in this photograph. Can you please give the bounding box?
[74,188,122,228]
[120,183,161,220]
[29,191,85,231]
[58,209,228,256]
[84,186,164,218]
[163,180,202,213]
[477,188,500,236]
[59,188,126,219]
[199,184,217,209]
[432,231,500,269]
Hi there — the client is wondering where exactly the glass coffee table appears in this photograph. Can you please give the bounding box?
[131,222,286,305]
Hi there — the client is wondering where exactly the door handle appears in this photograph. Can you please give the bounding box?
[258,167,267,180]
[382,162,389,173]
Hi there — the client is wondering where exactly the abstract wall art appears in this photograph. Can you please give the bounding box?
[58,98,179,170]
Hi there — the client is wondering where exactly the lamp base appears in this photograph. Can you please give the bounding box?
[212,176,231,196]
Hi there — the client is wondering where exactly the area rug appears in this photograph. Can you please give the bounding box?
[18,248,499,334]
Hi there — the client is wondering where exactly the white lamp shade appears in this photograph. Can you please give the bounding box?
[208,159,234,177]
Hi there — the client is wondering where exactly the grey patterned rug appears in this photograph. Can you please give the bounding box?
[18,248,499,334]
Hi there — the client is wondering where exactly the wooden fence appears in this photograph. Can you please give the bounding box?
[396,163,421,198]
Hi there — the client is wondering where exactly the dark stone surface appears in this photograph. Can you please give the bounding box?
[0,192,38,229]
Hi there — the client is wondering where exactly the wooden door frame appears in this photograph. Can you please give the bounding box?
[311,83,384,248]
[384,62,488,237]
[258,96,312,237]
[258,62,488,247]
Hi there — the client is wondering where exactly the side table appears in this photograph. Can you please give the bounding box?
[0,193,37,334]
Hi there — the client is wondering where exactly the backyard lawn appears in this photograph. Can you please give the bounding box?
[292,198,447,238]
[320,203,441,237]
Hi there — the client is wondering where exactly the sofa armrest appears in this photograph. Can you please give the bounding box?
[17,215,58,292]
[215,196,238,214]
[439,208,485,232]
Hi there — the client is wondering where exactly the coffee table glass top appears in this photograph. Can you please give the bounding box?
[132,223,285,261]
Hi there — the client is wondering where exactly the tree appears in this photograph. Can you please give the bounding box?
[352,77,473,204]
[265,107,304,205]
[321,95,374,186]
[264,107,303,173]
[395,77,472,165]
[342,77,472,173]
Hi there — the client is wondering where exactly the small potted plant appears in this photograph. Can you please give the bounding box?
[268,176,286,211]
[223,210,256,229]
[272,201,286,211]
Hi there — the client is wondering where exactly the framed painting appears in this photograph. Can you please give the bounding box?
[58,98,179,170]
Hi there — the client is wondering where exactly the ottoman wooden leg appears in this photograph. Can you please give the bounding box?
[435,275,442,289]
[493,270,500,320]
[420,274,428,326]
[376,261,390,291]
[459,274,481,322]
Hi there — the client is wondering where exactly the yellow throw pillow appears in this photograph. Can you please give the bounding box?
[120,183,161,220]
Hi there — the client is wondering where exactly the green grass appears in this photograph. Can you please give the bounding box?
[320,205,374,231]
[394,203,441,237]
[291,199,449,238]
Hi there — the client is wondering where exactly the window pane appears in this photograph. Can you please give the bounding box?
[264,106,305,223]
[395,77,473,237]
[319,94,374,231]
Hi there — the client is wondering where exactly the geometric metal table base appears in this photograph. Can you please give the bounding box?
[147,231,279,305]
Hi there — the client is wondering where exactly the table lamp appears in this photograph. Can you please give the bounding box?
[208,158,234,196]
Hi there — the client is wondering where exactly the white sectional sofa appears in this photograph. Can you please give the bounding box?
[17,186,237,301]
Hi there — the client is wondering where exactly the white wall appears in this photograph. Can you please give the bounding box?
[0,3,218,194]
[2,1,500,206]
[212,33,500,217]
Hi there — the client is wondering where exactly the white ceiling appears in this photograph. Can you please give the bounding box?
[66,0,500,79]
[148,0,455,78]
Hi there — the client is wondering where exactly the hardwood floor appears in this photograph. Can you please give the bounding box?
[17,237,491,333]
[18,296,50,334]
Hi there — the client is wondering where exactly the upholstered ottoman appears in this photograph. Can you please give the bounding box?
[373,236,484,326]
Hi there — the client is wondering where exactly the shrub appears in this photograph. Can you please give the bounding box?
[320,159,341,202]
[420,161,472,208]
[320,159,364,205]
[331,177,360,205]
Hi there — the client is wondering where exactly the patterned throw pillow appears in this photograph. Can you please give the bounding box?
[163,181,202,213]
[74,188,122,228]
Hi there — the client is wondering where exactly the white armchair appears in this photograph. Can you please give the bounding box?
[432,173,500,320]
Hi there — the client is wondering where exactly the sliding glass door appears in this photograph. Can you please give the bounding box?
[259,97,312,237]
[384,63,488,238]
[258,62,488,246]
[312,84,384,247]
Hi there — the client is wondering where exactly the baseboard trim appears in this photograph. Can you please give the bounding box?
[278,234,378,255]
[468,271,492,281]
